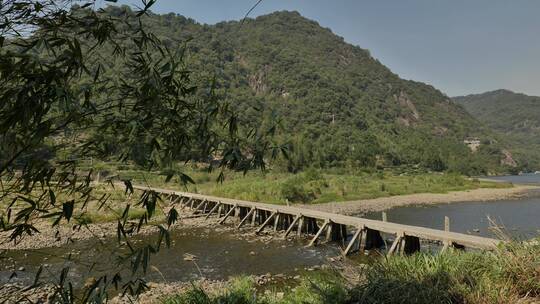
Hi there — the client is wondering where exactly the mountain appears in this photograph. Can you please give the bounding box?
[101,7,511,174]
[454,90,540,170]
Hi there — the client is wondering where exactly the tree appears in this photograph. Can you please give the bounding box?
[0,1,280,302]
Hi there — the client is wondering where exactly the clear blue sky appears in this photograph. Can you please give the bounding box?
[113,0,540,97]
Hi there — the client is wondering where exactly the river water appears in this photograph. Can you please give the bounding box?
[0,227,341,289]
[364,174,540,239]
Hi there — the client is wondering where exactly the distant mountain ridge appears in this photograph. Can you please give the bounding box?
[454,89,540,170]
[99,7,512,174]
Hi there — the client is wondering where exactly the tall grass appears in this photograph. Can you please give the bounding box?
[352,241,540,304]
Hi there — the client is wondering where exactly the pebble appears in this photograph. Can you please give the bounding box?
[17,267,25,271]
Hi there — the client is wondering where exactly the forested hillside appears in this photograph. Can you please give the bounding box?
[454,90,540,171]
[83,7,513,174]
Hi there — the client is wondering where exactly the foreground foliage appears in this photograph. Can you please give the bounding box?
[163,241,540,304]
[0,1,280,301]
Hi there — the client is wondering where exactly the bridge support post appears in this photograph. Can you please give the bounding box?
[205,202,221,219]
[325,222,333,242]
[217,204,223,217]
[273,213,281,231]
[237,208,255,229]
[256,212,277,234]
[343,226,364,256]
[219,204,237,224]
[297,216,304,236]
[192,199,205,212]
[284,215,301,239]
[402,235,421,255]
[251,209,257,226]
[308,218,320,234]
[364,228,385,250]
[308,220,330,247]
[330,223,347,246]
[387,233,403,255]
[182,198,193,210]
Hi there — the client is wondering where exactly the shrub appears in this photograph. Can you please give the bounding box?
[280,181,315,203]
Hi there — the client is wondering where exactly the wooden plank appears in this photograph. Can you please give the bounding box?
[217,204,223,217]
[237,207,256,229]
[251,208,257,226]
[343,227,364,256]
[205,202,221,219]
[255,211,277,234]
[325,221,333,242]
[181,198,193,210]
[283,215,301,239]
[388,234,404,256]
[202,201,208,213]
[297,216,304,236]
[273,213,281,231]
[308,220,330,247]
[193,199,208,212]
[170,196,181,205]
[218,204,237,224]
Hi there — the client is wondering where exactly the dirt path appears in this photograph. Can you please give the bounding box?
[298,185,540,216]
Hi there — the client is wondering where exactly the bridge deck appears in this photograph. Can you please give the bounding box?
[133,185,501,251]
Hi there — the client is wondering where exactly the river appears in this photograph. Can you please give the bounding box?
[364,174,540,239]
[0,226,343,290]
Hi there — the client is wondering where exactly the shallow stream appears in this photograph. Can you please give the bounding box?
[0,226,342,289]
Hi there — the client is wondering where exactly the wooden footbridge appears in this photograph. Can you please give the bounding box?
[133,185,501,255]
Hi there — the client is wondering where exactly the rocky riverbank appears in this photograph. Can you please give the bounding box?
[0,215,198,250]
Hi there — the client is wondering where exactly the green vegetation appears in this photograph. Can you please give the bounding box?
[162,274,348,304]
[48,6,513,176]
[352,243,540,303]
[454,89,540,171]
[100,165,511,205]
[162,241,540,304]
[186,171,509,205]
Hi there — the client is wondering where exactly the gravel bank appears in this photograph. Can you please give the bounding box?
[298,185,540,216]
[0,214,233,250]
